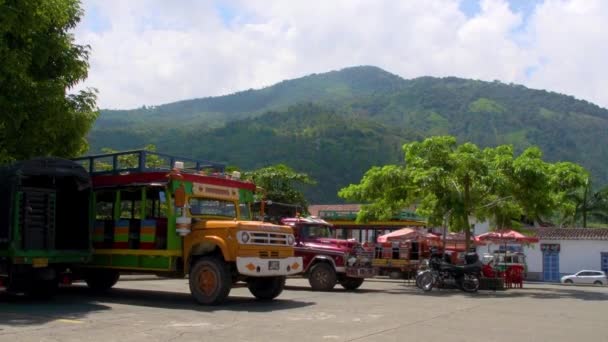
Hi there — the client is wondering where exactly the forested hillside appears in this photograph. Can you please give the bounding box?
[89,66,608,203]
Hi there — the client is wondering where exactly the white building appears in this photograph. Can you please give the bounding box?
[478,227,608,281]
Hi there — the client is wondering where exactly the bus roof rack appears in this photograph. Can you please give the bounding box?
[73,150,226,176]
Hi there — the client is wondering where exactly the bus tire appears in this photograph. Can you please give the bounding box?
[247,276,286,301]
[85,269,120,292]
[189,256,231,305]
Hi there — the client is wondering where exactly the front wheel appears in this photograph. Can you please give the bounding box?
[417,271,435,292]
[460,274,480,293]
[308,263,337,291]
[339,277,364,290]
[564,279,573,284]
[247,276,286,301]
[189,257,232,305]
[85,269,120,292]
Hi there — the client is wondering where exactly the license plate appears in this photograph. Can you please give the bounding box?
[268,260,280,270]
[32,258,48,268]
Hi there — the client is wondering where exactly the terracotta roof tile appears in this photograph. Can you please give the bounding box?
[531,227,608,241]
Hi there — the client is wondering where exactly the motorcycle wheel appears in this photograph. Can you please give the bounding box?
[417,271,434,292]
[460,274,480,293]
[415,271,426,289]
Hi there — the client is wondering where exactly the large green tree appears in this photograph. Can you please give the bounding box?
[0,0,97,164]
[339,136,588,248]
[244,164,316,210]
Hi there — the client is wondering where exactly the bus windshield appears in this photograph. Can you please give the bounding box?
[189,198,236,218]
[300,224,333,239]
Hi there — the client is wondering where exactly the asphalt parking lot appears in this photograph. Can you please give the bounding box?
[1,277,607,342]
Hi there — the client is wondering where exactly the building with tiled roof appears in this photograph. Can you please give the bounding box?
[532,227,608,241]
[478,226,608,281]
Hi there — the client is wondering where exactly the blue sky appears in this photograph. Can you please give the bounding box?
[74,0,608,110]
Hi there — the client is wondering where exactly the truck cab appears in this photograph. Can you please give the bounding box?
[281,216,375,291]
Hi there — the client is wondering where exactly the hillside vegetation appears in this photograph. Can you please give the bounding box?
[89,66,608,203]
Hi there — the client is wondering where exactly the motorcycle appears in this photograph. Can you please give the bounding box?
[416,250,481,293]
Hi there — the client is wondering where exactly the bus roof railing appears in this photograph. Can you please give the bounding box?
[73,150,226,176]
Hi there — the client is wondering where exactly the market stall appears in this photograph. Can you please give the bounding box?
[476,229,539,288]
[371,228,441,278]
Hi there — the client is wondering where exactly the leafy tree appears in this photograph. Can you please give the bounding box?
[340,136,589,249]
[0,0,97,164]
[547,161,588,227]
[244,164,316,210]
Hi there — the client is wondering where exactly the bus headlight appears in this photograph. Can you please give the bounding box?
[287,234,295,245]
[238,231,251,244]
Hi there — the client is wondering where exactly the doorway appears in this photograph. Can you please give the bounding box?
[542,251,560,282]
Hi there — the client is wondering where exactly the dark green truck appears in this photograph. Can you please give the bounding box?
[0,157,92,296]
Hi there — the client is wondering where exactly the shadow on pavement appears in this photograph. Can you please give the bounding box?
[0,284,315,328]
[392,283,608,301]
[78,286,316,312]
[0,292,111,328]
[284,285,387,294]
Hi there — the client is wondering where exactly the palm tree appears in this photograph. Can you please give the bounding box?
[574,179,608,227]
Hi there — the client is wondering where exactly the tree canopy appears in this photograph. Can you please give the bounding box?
[0,0,98,164]
[339,136,589,247]
[244,164,316,210]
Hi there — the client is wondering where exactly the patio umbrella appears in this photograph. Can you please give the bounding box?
[376,227,440,243]
[476,229,539,244]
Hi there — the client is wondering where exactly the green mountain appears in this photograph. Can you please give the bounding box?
[89,66,608,203]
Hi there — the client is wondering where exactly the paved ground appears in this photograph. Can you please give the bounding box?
[1,277,607,342]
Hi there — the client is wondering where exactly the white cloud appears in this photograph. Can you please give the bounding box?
[73,0,608,110]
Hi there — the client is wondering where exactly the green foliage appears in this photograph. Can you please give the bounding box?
[572,181,608,227]
[244,164,316,210]
[88,66,608,204]
[340,136,590,247]
[0,0,98,163]
[468,98,506,113]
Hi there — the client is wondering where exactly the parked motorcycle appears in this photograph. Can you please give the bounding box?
[416,250,481,293]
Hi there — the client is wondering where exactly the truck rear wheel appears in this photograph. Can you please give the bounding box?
[308,263,337,291]
[247,276,286,301]
[189,256,231,305]
[339,277,364,290]
[85,269,120,292]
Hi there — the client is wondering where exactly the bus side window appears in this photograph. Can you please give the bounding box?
[120,200,133,219]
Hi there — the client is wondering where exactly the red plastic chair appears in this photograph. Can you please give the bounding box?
[505,265,524,288]
[482,264,496,278]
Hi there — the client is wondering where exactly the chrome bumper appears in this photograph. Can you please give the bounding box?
[236,257,303,276]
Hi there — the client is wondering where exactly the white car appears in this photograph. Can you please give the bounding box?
[561,270,607,285]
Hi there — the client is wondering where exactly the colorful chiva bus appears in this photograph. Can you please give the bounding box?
[0,158,92,296]
[73,150,302,305]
